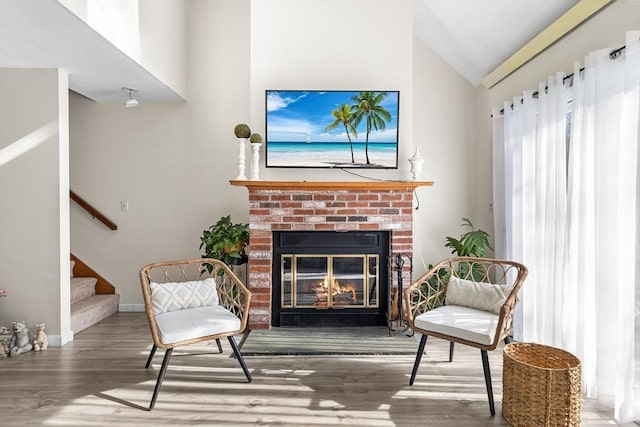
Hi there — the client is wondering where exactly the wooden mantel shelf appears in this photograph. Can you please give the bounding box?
[230,180,434,191]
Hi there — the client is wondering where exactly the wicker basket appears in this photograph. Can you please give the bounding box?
[502,343,581,426]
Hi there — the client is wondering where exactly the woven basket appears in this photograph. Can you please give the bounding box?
[502,343,581,426]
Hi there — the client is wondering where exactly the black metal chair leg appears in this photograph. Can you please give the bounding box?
[149,348,173,410]
[215,339,223,353]
[228,336,252,382]
[504,335,513,345]
[449,341,455,362]
[409,334,428,385]
[237,329,251,351]
[145,344,157,368]
[480,349,495,416]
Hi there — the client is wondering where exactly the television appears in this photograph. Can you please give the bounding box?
[265,90,399,169]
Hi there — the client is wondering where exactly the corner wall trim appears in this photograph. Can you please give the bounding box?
[482,0,612,89]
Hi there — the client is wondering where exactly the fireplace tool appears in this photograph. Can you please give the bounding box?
[388,253,413,336]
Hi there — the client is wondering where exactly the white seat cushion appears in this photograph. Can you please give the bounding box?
[154,305,241,344]
[414,305,499,346]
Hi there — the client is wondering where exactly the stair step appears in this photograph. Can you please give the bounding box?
[71,277,97,304]
[71,294,120,334]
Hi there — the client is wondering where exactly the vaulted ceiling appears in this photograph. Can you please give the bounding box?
[0,0,592,104]
[414,0,582,86]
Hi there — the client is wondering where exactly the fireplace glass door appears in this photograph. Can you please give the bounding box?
[281,255,379,309]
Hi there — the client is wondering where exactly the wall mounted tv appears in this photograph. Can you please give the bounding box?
[265,90,399,169]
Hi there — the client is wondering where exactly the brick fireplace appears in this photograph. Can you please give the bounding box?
[230,180,433,329]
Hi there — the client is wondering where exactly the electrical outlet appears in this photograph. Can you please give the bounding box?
[121,200,129,212]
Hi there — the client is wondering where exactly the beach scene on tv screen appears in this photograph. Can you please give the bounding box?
[266,90,399,168]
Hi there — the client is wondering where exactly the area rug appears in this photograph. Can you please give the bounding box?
[239,326,421,356]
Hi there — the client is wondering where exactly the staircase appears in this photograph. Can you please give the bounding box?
[70,259,120,334]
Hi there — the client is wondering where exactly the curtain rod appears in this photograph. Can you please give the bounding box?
[492,44,627,117]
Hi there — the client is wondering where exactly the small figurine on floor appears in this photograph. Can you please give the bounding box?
[9,321,33,357]
[32,323,48,351]
[0,338,10,358]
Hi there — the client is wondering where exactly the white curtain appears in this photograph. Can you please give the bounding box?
[493,30,640,422]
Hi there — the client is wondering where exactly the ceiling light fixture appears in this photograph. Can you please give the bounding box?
[122,87,139,108]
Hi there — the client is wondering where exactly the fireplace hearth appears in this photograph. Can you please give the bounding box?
[272,231,389,326]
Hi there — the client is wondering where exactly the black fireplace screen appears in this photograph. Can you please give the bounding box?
[281,255,379,309]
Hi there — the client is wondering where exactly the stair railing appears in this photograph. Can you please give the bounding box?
[71,253,116,294]
[70,190,118,230]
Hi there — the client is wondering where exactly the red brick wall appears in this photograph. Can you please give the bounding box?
[246,188,415,329]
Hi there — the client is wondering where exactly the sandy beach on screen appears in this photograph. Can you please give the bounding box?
[267,158,396,168]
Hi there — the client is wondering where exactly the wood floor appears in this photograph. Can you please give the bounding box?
[0,312,634,426]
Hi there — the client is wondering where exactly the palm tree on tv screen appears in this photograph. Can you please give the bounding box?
[351,91,391,165]
[325,103,358,163]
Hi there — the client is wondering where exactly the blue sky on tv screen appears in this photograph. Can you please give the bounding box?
[266,91,399,144]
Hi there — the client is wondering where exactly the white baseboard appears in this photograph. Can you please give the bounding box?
[47,330,74,347]
[119,304,144,312]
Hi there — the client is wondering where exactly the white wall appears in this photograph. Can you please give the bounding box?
[69,0,481,307]
[474,0,640,242]
[59,0,187,99]
[0,68,71,345]
[138,0,187,99]
[412,36,477,271]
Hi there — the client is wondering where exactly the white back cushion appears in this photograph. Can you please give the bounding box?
[150,278,219,314]
[445,276,509,314]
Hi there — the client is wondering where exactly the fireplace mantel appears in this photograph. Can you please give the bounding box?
[230,180,434,191]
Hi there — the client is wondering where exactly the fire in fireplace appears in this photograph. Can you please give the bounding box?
[272,231,389,326]
[282,254,379,308]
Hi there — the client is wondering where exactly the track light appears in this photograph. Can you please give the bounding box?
[122,87,139,108]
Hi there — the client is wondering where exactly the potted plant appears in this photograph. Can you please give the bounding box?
[200,215,249,266]
[444,217,493,258]
[423,218,493,289]
[443,217,493,281]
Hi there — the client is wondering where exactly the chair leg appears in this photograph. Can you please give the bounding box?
[228,336,252,382]
[409,334,428,385]
[145,344,157,368]
[215,339,223,353]
[237,329,251,351]
[480,349,495,416]
[149,348,173,410]
[449,341,455,362]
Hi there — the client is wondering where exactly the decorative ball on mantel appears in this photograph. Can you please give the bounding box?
[234,123,251,139]
[249,133,263,144]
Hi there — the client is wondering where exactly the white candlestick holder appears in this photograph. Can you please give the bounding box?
[236,138,247,180]
[250,143,262,180]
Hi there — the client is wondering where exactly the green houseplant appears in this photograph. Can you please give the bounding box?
[200,215,249,266]
[424,218,493,288]
[443,217,493,281]
[445,217,493,258]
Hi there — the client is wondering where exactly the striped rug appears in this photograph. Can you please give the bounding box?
[239,326,421,356]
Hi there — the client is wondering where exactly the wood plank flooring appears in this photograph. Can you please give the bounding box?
[0,313,634,426]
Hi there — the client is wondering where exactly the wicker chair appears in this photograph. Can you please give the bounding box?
[139,258,252,410]
[403,257,528,416]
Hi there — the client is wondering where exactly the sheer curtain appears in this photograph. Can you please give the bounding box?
[493,74,569,344]
[492,31,639,421]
